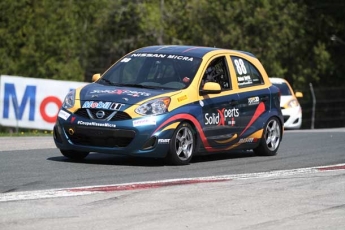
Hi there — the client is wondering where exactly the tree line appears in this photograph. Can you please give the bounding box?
[1,0,344,90]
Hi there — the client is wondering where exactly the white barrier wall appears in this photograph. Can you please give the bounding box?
[0,75,87,130]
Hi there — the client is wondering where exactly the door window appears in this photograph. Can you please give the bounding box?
[201,56,231,90]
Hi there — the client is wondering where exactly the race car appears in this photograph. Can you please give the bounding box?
[269,77,303,129]
[54,45,284,165]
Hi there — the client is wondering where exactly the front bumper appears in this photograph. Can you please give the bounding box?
[53,112,175,158]
[282,106,302,129]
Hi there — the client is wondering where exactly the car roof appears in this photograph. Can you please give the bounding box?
[135,45,256,59]
[269,77,289,84]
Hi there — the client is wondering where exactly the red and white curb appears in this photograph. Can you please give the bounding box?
[1,163,345,202]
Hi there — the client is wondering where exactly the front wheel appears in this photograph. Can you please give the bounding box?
[254,117,282,156]
[60,150,89,161]
[165,122,195,165]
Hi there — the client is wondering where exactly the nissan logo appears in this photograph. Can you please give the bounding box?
[95,110,106,119]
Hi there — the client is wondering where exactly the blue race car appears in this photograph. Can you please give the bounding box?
[54,45,283,165]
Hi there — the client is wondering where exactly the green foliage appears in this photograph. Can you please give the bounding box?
[0,0,344,89]
[0,0,106,81]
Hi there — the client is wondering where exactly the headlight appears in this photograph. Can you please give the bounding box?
[135,97,171,115]
[287,99,299,108]
[62,90,76,109]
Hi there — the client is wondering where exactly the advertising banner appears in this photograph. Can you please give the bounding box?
[0,75,86,130]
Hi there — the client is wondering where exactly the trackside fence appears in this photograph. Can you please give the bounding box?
[299,86,345,129]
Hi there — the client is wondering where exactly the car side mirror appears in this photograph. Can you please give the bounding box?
[92,73,101,82]
[295,92,303,98]
[199,82,221,95]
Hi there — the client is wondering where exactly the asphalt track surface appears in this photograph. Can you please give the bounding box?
[0,128,345,229]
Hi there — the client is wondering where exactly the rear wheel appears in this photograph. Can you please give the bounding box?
[165,122,195,165]
[254,117,282,156]
[60,150,89,160]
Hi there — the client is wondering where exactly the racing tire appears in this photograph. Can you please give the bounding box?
[166,122,195,165]
[60,150,89,160]
[254,117,282,156]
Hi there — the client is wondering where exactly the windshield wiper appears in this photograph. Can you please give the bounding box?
[98,78,117,86]
[114,83,160,89]
[97,80,165,89]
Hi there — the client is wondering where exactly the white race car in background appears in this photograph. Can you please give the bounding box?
[270,78,303,129]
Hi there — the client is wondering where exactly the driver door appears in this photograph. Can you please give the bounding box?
[198,55,241,150]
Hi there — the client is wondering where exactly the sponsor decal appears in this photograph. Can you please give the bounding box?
[204,108,239,126]
[130,53,194,62]
[131,53,167,58]
[89,89,151,97]
[82,101,123,110]
[58,110,70,120]
[248,96,259,105]
[121,58,131,63]
[70,116,76,123]
[133,116,156,127]
[177,95,188,102]
[77,120,116,128]
[199,100,204,107]
[158,139,170,144]
[238,75,253,86]
[238,75,251,81]
[239,138,257,143]
[238,82,253,86]
[167,55,194,61]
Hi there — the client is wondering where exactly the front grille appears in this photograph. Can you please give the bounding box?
[74,109,131,121]
[65,125,135,147]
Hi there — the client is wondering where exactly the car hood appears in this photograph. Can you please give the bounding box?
[79,83,178,105]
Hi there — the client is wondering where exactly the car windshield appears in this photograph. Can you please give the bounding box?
[99,52,202,90]
[273,82,292,96]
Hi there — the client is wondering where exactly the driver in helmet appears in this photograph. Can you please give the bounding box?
[202,66,219,86]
